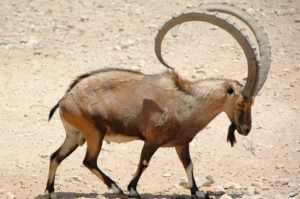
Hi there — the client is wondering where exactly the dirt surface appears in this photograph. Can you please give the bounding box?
[0,0,300,198]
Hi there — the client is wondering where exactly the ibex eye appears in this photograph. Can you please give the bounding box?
[238,103,245,108]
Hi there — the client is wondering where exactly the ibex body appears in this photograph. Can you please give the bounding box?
[46,68,252,199]
[46,3,271,199]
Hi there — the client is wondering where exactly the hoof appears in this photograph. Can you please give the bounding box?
[128,188,140,199]
[111,183,125,196]
[192,190,206,199]
[49,192,58,199]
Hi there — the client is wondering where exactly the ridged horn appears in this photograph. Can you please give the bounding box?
[171,3,271,96]
[155,10,259,98]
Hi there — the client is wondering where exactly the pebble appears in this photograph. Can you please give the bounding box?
[245,186,255,196]
[114,46,122,51]
[162,173,171,177]
[206,175,214,184]
[196,177,212,187]
[206,189,214,196]
[224,181,241,189]
[137,60,145,67]
[292,106,298,110]
[17,164,23,168]
[148,24,158,29]
[121,40,135,49]
[273,195,284,199]
[288,192,298,197]
[215,185,225,196]
[40,154,49,158]
[6,192,16,199]
[80,16,89,22]
[179,177,189,188]
[276,163,285,169]
[0,188,6,194]
[220,194,232,199]
[251,182,264,189]
[295,18,300,23]
[70,176,83,182]
[271,178,290,187]
[195,69,206,74]
[247,8,255,15]
[288,182,298,187]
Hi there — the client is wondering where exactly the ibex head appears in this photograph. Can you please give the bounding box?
[223,83,254,146]
[154,3,271,146]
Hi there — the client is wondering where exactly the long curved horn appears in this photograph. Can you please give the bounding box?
[171,3,271,96]
[155,10,259,98]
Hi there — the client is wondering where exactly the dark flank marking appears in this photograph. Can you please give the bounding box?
[227,123,237,147]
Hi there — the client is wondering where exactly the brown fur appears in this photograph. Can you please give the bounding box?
[46,68,254,199]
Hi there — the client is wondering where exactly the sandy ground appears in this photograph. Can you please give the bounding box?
[0,0,300,198]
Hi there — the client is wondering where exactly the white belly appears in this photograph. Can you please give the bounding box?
[104,134,140,144]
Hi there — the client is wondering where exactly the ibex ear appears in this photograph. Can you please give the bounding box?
[225,85,235,98]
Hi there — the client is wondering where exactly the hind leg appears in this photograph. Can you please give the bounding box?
[45,122,80,199]
[82,127,124,196]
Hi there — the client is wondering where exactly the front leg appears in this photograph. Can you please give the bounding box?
[127,142,159,198]
[175,144,206,198]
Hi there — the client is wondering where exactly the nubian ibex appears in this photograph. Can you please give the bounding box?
[45,3,271,199]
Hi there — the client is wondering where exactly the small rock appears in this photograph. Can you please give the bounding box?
[271,178,290,187]
[293,106,298,110]
[186,4,193,8]
[0,188,6,194]
[34,50,42,55]
[224,181,241,189]
[131,66,141,71]
[162,173,171,177]
[251,182,263,188]
[80,16,89,21]
[114,46,121,51]
[195,69,206,74]
[206,175,214,184]
[254,188,260,194]
[295,18,300,23]
[26,36,38,46]
[275,10,288,16]
[288,182,298,187]
[121,40,135,49]
[6,192,16,199]
[137,60,145,67]
[215,185,225,196]
[247,8,255,15]
[179,177,189,188]
[273,195,284,199]
[96,195,106,199]
[245,186,255,196]
[148,24,158,29]
[196,177,212,187]
[40,154,49,158]
[70,176,83,182]
[276,163,285,169]
[288,192,298,197]
[220,194,232,199]
[17,164,23,168]
[206,190,214,196]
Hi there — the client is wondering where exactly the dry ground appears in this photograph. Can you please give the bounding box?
[0,0,299,198]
